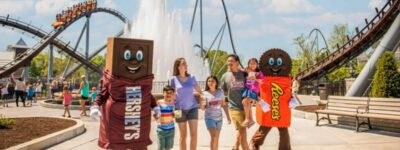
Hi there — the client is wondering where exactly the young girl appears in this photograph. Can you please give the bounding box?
[27,83,35,106]
[1,84,8,107]
[201,76,231,150]
[62,86,72,118]
[242,58,264,127]
[90,87,98,104]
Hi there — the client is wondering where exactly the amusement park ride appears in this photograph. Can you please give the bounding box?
[0,0,399,96]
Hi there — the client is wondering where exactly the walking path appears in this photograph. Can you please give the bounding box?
[1,95,399,150]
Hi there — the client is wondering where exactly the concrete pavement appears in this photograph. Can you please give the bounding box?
[1,96,399,150]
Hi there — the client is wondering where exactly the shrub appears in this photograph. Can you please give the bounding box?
[0,114,16,129]
[371,52,400,97]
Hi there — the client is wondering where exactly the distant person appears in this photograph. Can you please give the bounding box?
[78,75,89,116]
[7,80,15,100]
[1,84,9,107]
[62,86,72,118]
[35,80,43,99]
[200,76,231,150]
[11,73,26,107]
[292,76,303,105]
[51,80,59,99]
[26,83,35,106]
[90,87,98,104]
[154,85,176,150]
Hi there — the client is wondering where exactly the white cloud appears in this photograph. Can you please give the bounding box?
[282,12,369,27]
[368,0,384,10]
[231,14,251,25]
[0,0,33,15]
[35,0,75,15]
[237,23,289,38]
[255,0,322,14]
[104,0,117,9]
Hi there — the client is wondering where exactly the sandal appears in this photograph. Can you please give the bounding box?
[62,115,65,117]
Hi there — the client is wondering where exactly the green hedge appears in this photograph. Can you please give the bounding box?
[371,52,400,98]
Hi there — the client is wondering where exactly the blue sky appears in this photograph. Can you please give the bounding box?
[0,0,385,61]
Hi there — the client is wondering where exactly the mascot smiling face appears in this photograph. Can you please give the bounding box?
[259,48,292,76]
[105,37,153,79]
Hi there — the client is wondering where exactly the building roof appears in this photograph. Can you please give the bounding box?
[13,38,29,49]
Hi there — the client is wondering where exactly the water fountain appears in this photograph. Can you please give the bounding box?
[124,0,210,82]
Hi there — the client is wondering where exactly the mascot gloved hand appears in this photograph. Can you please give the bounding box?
[250,48,293,150]
[93,37,156,150]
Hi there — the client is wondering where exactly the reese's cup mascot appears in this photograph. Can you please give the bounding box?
[91,37,156,150]
[250,48,293,150]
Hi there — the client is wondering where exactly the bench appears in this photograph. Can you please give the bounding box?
[356,97,400,131]
[315,96,369,131]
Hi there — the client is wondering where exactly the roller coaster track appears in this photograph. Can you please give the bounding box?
[63,30,124,78]
[0,7,128,78]
[296,0,400,81]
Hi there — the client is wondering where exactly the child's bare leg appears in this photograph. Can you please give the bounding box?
[295,94,302,105]
[63,107,67,117]
[66,106,71,117]
[242,97,254,127]
[247,98,255,127]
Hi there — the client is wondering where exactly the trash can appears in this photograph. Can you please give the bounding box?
[319,83,329,100]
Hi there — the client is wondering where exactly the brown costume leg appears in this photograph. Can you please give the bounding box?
[250,126,272,149]
[278,128,291,150]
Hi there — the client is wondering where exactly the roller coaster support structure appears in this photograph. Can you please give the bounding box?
[346,14,400,96]
[85,15,90,81]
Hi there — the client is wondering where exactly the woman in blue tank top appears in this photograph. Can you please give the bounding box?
[79,75,89,116]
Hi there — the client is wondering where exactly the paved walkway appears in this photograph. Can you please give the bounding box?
[1,95,399,150]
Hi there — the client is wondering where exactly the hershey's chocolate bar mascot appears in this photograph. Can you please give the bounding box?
[93,37,156,150]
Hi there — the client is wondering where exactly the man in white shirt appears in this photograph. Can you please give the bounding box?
[11,73,26,107]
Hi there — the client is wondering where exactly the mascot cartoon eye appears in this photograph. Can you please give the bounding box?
[277,57,283,66]
[136,50,143,61]
[124,50,131,61]
[269,58,275,65]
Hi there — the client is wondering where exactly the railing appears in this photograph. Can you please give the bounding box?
[0,78,208,95]
[298,80,348,96]
[148,81,207,94]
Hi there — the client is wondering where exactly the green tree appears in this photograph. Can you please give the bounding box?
[291,59,301,76]
[293,34,314,70]
[29,60,41,77]
[88,55,105,82]
[371,52,400,97]
[325,24,354,81]
[30,52,49,77]
[328,24,349,51]
[207,50,228,79]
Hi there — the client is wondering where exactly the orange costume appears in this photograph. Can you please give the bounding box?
[250,48,293,150]
[256,76,292,128]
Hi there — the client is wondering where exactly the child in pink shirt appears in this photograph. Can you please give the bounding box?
[242,58,264,127]
[62,86,72,118]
